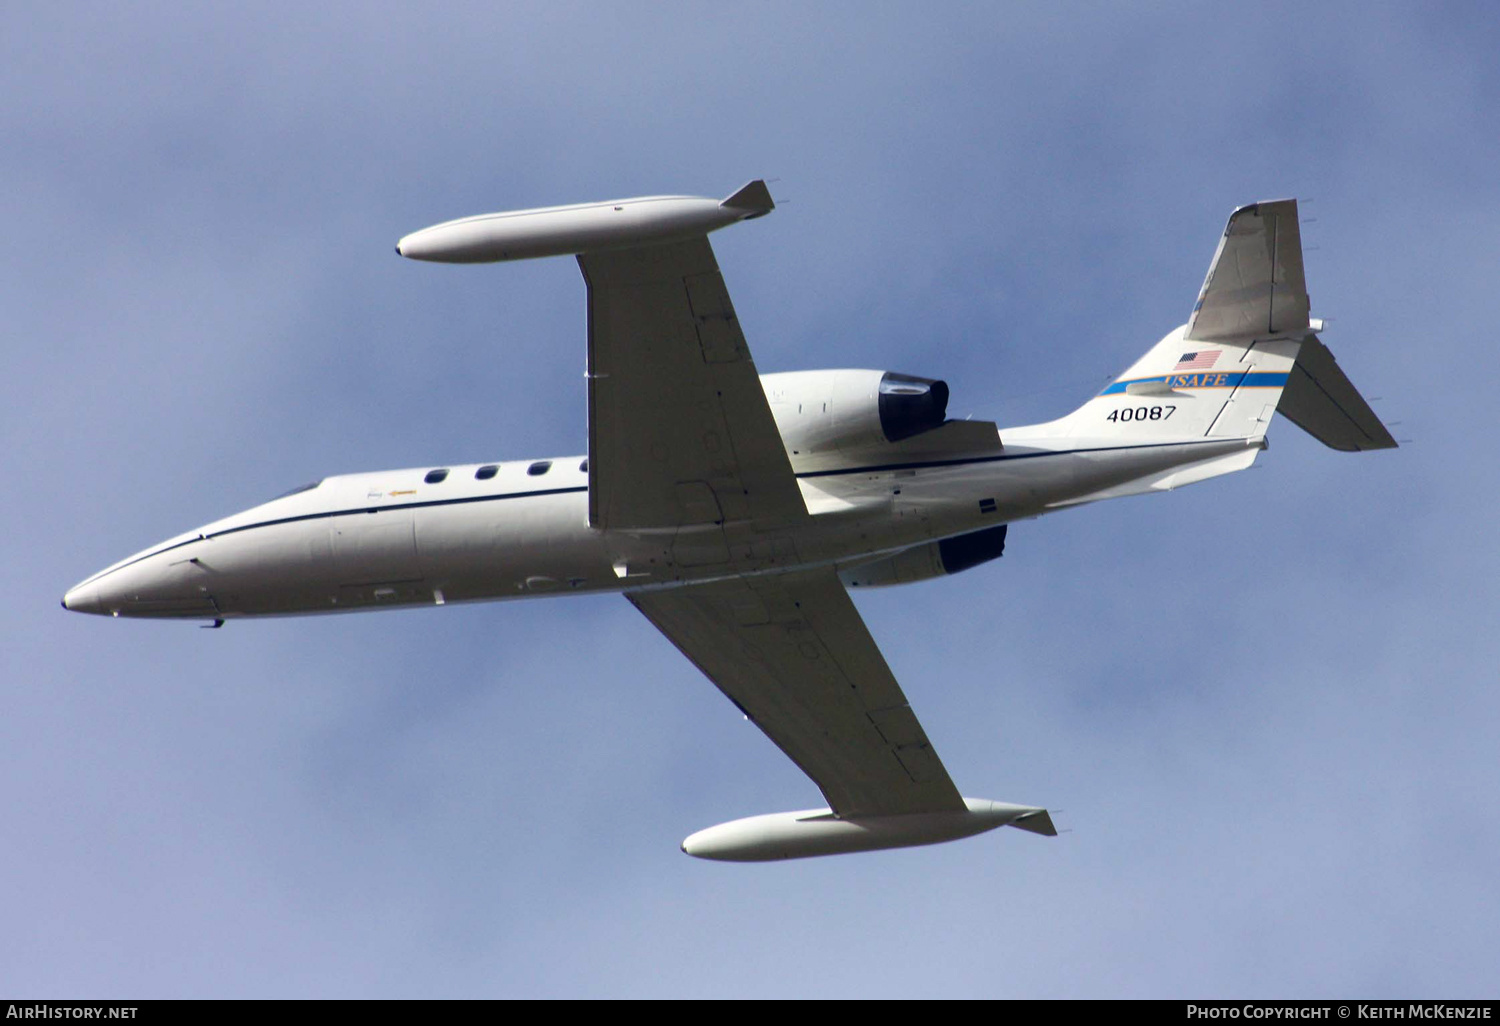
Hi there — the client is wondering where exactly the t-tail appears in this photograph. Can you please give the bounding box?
[1010,199,1396,478]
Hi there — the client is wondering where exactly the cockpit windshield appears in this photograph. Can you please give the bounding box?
[272,480,323,500]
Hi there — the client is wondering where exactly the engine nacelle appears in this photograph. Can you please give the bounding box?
[840,524,1008,588]
[761,369,950,460]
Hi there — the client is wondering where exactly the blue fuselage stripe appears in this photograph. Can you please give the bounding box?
[1099,370,1289,396]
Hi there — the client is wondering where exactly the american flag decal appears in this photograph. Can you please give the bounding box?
[1174,350,1221,371]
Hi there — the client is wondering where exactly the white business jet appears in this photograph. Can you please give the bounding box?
[63,181,1394,860]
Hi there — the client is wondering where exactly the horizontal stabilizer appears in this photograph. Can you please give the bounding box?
[1278,336,1397,451]
[1009,809,1058,836]
[721,179,775,217]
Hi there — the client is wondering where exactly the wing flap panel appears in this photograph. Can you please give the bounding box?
[684,271,746,363]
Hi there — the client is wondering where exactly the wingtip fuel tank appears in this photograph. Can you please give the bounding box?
[396,180,774,264]
[681,798,1056,862]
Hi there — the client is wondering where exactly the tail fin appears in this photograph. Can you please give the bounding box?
[1039,199,1390,449]
[1048,325,1301,442]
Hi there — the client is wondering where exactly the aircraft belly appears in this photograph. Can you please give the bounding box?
[1044,439,1256,506]
[89,553,220,617]
[209,519,387,614]
[331,511,421,582]
[414,491,615,601]
[787,441,1261,566]
[91,520,332,617]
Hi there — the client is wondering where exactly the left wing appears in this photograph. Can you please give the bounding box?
[398,180,803,531]
[580,235,808,530]
[629,568,968,817]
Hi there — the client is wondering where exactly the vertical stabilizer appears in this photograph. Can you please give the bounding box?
[1186,199,1309,342]
[1033,200,1319,444]
[1041,325,1302,443]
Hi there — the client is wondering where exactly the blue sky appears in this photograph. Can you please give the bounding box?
[6,2,1498,997]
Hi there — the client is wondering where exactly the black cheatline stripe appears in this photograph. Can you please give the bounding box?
[205,485,588,540]
[87,440,1233,584]
[85,485,589,584]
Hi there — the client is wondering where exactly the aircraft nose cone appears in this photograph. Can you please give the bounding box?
[62,582,102,615]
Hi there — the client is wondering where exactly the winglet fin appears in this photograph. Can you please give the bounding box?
[721,179,775,218]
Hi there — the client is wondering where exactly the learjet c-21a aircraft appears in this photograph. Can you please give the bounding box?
[63,181,1395,861]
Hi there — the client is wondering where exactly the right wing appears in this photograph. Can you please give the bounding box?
[628,568,969,818]
[1186,199,1310,342]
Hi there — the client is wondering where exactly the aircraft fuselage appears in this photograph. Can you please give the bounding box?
[63,431,1256,622]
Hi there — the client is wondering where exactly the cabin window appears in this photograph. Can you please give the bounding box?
[424,468,449,484]
[475,465,499,480]
[579,459,589,472]
[527,460,552,476]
